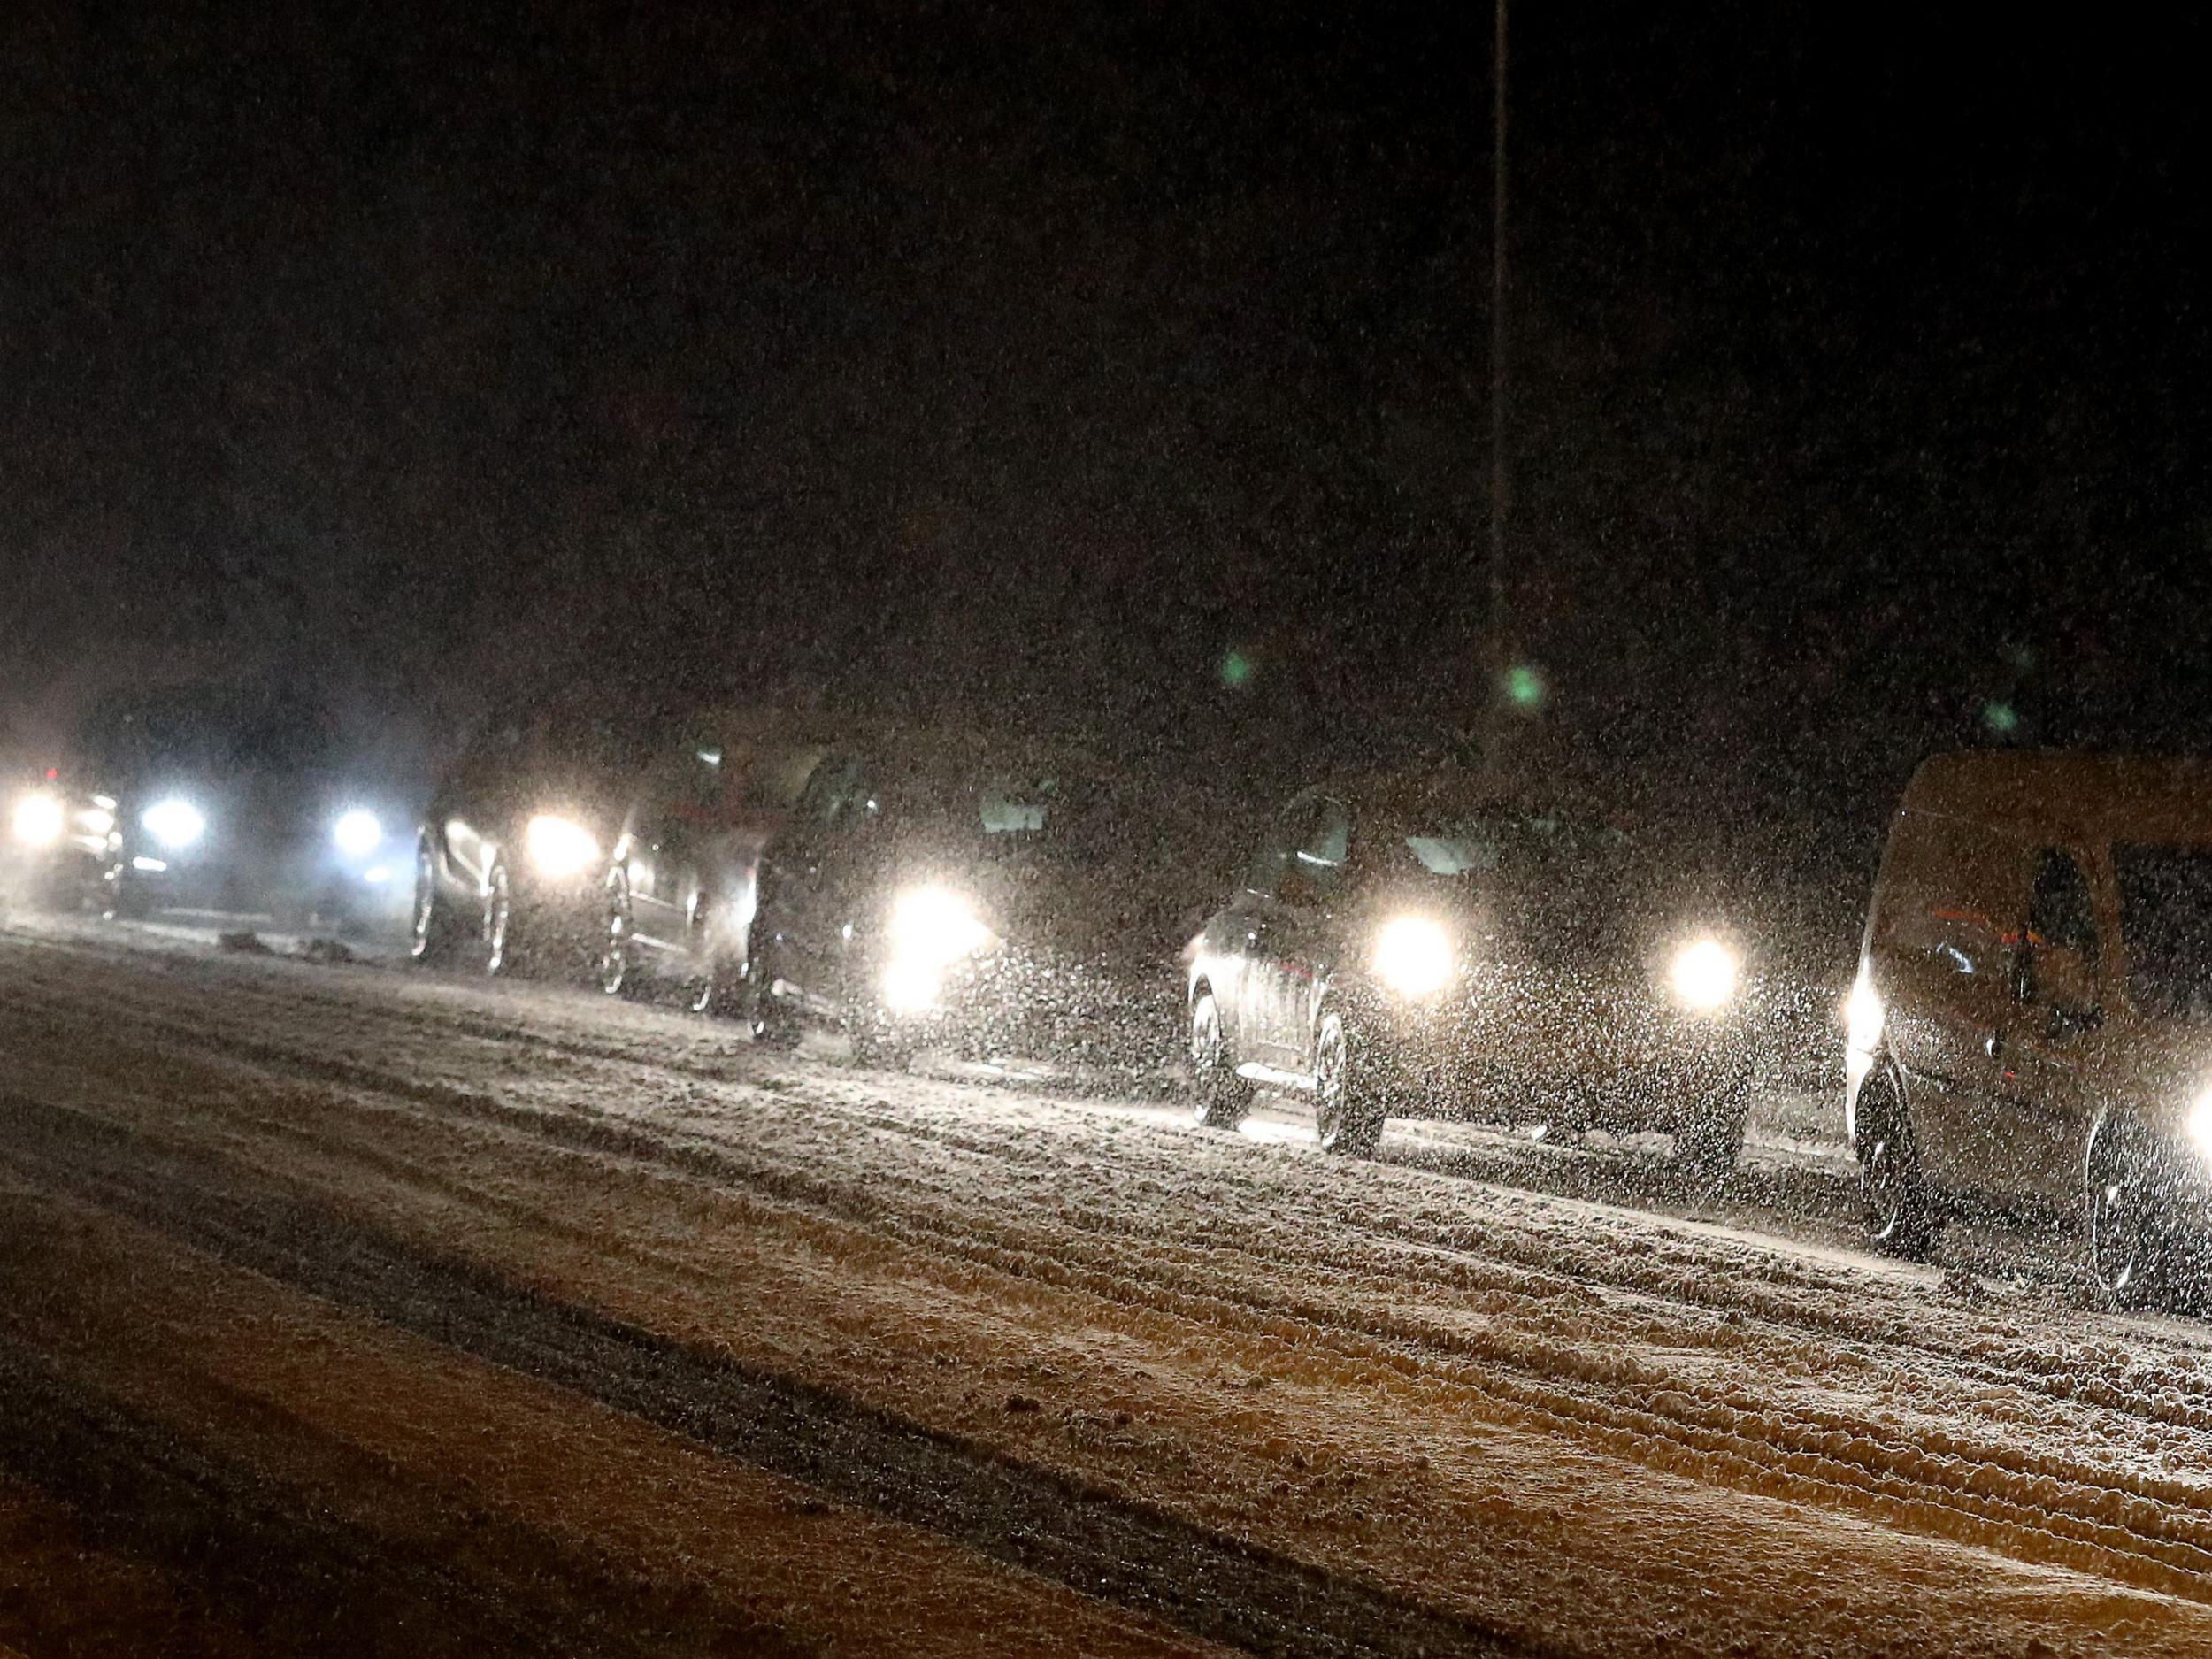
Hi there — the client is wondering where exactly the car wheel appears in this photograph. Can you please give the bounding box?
[849,1019,918,1071]
[104,865,150,922]
[482,860,517,977]
[1312,1007,1384,1157]
[410,845,461,962]
[1188,987,1253,1129]
[2086,1120,2184,1308]
[741,944,799,1048]
[1857,1075,1939,1261]
[598,879,634,997]
[1677,1077,1751,1184]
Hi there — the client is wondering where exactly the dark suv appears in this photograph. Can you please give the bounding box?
[411,711,641,974]
[1186,775,1762,1170]
[745,727,1191,1071]
[74,686,400,928]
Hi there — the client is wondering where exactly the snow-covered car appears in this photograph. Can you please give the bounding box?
[1185,774,1762,1167]
[411,710,642,974]
[1847,751,2212,1301]
[743,726,1193,1071]
[73,686,403,928]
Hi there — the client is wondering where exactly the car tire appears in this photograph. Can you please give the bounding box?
[411,846,461,964]
[848,1018,918,1071]
[1188,987,1253,1130]
[1677,1077,1751,1184]
[1312,1006,1385,1157]
[686,894,739,1017]
[598,878,634,997]
[741,945,799,1048]
[1857,1073,1939,1261]
[104,866,150,922]
[482,859,518,977]
[2086,1119,2188,1309]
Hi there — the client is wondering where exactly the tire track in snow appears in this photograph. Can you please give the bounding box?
[15,933,2212,1602]
[0,1096,1550,1659]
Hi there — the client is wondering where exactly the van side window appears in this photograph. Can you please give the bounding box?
[2029,850,2098,960]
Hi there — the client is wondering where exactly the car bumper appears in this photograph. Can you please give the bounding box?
[1354,988,1759,1125]
[857,945,1183,1068]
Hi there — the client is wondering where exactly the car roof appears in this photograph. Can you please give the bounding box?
[1903,749,2212,843]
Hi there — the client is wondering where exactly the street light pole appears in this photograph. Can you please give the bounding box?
[1487,0,1510,782]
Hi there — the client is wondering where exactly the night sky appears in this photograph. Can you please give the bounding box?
[4,3,2208,856]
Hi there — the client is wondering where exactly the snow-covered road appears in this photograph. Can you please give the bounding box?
[4,913,2210,1656]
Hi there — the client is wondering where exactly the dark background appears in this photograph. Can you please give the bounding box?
[4,2,2208,881]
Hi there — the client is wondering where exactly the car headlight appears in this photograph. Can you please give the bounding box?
[887,884,995,968]
[1371,914,1456,999]
[1669,937,1741,1011]
[142,798,206,850]
[2187,1088,2212,1158]
[1846,971,1885,1053]
[12,792,65,847]
[333,810,383,858]
[524,813,601,879]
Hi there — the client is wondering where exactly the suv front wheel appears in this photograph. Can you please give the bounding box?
[1189,987,1253,1130]
[1312,1007,1385,1157]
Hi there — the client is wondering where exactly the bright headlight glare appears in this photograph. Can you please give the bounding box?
[333,809,383,857]
[1846,972,1885,1052]
[1670,937,1741,1011]
[12,792,65,847]
[142,798,206,850]
[2188,1090,2212,1157]
[523,813,601,878]
[1372,915,1456,998]
[881,960,944,1014]
[887,884,994,968]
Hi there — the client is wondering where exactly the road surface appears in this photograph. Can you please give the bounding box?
[3,913,2210,1656]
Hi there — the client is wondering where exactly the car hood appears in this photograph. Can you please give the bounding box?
[882,849,1199,967]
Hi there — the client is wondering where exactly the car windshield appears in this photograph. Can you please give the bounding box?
[2116,844,2212,1018]
[76,689,337,780]
[1376,810,1639,958]
[1393,811,1632,878]
[892,764,1137,865]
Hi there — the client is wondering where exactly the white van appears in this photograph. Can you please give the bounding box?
[1847,752,2212,1299]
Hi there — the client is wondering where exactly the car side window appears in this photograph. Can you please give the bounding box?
[1243,796,1315,897]
[1290,796,1350,899]
[2029,849,2099,960]
[798,753,879,835]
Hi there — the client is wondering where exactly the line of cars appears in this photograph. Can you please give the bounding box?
[4,687,411,929]
[406,710,1778,1172]
[14,681,2210,1308]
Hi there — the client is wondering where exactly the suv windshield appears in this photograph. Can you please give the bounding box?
[1390,811,1632,879]
[1375,809,1638,961]
[76,688,338,780]
[2116,844,2212,1018]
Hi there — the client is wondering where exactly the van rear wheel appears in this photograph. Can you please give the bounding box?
[2087,1122,2187,1308]
[1858,1077,1938,1261]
